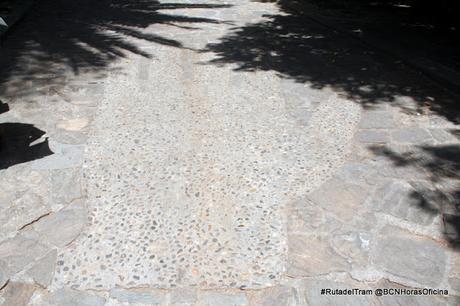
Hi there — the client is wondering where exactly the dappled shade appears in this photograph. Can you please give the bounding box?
[370,140,460,247]
[0,0,230,98]
[203,0,459,124]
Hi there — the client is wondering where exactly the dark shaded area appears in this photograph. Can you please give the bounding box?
[370,139,460,248]
[203,0,460,123]
[0,0,230,98]
[0,100,8,114]
[0,122,53,169]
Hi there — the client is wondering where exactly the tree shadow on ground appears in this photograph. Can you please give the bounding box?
[0,0,230,99]
[0,122,53,169]
[369,137,460,248]
[203,0,460,124]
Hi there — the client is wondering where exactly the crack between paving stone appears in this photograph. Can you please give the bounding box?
[0,279,9,291]
[18,212,52,231]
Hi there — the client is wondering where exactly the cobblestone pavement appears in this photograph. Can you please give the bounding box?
[1,0,460,305]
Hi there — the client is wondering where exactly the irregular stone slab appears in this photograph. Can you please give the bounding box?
[0,259,12,288]
[429,129,458,143]
[0,282,36,306]
[31,142,84,170]
[392,128,432,144]
[307,178,369,222]
[32,200,86,247]
[448,252,460,293]
[330,230,373,269]
[25,250,57,287]
[359,111,394,129]
[371,180,438,225]
[0,192,51,241]
[286,199,327,234]
[356,130,390,143]
[372,226,447,287]
[171,288,197,304]
[50,168,82,207]
[198,292,248,306]
[56,118,89,131]
[288,235,349,277]
[247,286,299,306]
[109,288,167,305]
[32,288,105,306]
[0,235,49,274]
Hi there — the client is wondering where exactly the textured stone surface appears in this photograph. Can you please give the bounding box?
[392,128,432,144]
[371,180,438,225]
[25,251,57,287]
[307,178,369,221]
[0,0,459,300]
[0,260,11,288]
[171,288,197,304]
[359,111,394,129]
[53,47,360,290]
[0,282,36,306]
[356,130,390,143]
[247,286,299,306]
[0,192,51,240]
[198,292,249,306]
[109,288,167,305]
[31,288,105,306]
[0,235,49,274]
[372,226,447,286]
[288,235,349,276]
[32,200,86,247]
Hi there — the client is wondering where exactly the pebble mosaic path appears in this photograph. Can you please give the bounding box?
[1,0,460,305]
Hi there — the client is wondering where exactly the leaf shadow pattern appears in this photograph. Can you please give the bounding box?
[0,0,231,99]
[369,137,460,248]
[202,0,460,124]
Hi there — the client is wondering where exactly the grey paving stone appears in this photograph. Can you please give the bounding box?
[307,178,369,222]
[171,287,197,304]
[448,253,460,293]
[109,288,167,305]
[287,235,349,277]
[0,282,36,306]
[31,142,85,170]
[25,250,57,288]
[356,129,390,143]
[36,288,105,306]
[0,259,12,288]
[301,279,374,306]
[429,129,459,143]
[370,180,438,225]
[372,226,447,287]
[359,111,394,129]
[330,230,372,268]
[50,168,82,206]
[0,235,49,274]
[334,162,378,185]
[0,192,51,241]
[286,199,327,234]
[247,286,299,306]
[392,128,432,144]
[198,292,249,306]
[32,200,86,247]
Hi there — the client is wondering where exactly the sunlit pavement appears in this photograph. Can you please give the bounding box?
[0,0,459,305]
